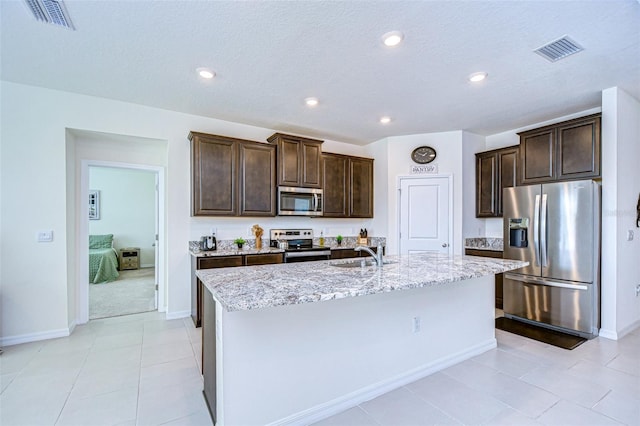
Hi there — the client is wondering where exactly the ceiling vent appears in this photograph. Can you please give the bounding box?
[534,36,583,62]
[23,0,75,30]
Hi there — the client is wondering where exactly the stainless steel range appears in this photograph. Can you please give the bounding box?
[269,228,331,263]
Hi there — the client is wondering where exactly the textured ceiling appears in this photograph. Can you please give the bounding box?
[1,0,639,145]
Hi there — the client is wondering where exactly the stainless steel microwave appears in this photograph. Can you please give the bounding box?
[278,186,323,216]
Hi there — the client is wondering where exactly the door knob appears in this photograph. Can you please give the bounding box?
[442,243,448,248]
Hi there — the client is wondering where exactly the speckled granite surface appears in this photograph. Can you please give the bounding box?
[197,253,527,312]
[464,238,504,251]
[189,237,386,257]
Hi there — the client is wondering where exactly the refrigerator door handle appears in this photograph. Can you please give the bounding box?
[504,273,589,291]
[541,193,548,267]
[533,194,541,266]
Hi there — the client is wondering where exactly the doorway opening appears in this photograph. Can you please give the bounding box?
[78,160,165,324]
[88,166,158,319]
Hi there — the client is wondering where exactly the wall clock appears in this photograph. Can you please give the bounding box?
[411,146,437,164]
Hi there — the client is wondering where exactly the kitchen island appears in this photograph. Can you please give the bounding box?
[197,253,527,425]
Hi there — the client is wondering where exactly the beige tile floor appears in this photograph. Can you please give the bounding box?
[1,311,638,426]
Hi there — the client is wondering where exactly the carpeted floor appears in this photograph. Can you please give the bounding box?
[89,268,156,320]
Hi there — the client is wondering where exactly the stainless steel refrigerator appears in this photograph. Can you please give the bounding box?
[502,179,601,338]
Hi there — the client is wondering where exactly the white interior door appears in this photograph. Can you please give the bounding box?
[399,176,451,255]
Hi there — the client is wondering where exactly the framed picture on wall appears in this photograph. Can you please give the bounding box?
[89,190,100,220]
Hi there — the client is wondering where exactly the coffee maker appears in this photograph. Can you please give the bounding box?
[200,234,217,251]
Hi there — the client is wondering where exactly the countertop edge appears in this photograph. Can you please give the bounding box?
[198,255,527,313]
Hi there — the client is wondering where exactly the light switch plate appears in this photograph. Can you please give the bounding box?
[37,230,53,242]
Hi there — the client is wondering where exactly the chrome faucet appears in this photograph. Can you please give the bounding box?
[355,242,384,267]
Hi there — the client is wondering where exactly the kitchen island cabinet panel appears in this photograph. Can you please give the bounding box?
[202,287,217,424]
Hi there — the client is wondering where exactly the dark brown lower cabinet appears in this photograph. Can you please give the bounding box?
[330,246,383,260]
[465,248,504,309]
[202,287,217,424]
[192,256,243,328]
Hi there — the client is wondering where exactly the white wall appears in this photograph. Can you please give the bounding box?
[600,87,640,339]
[368,131,465,256]
[462,132,487,239]
[89,167,156,267]
[0,81,372,344]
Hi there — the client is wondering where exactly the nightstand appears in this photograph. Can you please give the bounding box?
[119,247,140,270]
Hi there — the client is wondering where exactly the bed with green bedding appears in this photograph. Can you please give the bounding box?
[89,234,119,283]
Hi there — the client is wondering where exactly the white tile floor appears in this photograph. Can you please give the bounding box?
[1,312,638,426]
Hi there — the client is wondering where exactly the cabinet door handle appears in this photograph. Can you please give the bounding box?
[442,243,449,248]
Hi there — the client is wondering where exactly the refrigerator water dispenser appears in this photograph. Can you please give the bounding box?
[508,218,529,248]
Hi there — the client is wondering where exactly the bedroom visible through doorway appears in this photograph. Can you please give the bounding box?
[88,166,157,319]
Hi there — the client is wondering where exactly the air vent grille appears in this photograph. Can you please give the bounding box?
[534,36,583,62]
[23,0,75,30]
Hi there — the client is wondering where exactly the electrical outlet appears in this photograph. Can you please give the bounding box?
[627,230,634,241]
[636,284,640,297]
[412,316,421,333]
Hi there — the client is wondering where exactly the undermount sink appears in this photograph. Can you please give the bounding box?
[330,259,398,268]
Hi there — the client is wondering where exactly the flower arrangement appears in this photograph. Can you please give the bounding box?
[336,235,343,245]
[234,238,246,249]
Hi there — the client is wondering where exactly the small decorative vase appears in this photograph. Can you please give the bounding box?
[255,239,262,249]
[237,243,243,249]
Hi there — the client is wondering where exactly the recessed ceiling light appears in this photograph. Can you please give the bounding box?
[197,67,215,79]
[469,72,488,83]
[382,31,404,47]
[380,116,392,124]
[305,97,319,107]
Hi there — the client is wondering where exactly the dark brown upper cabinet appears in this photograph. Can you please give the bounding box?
[350,157,374,218]
[518,114,601,185]
[189,132,276,217]
[476,146,518,218]
[267,133,323,188]
[322,153,374,218]
[238,141,277,216]
[322,153,349,217]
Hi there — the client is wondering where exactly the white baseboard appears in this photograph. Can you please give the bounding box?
[0,326,73,347]
[598,328,618,340]
[268,338,497,426]
[165,310,190,320]
[600,318,640,341]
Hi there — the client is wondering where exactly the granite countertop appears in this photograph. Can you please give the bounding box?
[190,237,386,257]
[464,238,504,252]
[192,247,284,257]
[197,253,527,312]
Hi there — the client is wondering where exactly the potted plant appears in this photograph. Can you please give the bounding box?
[234,238,246,249]
[336,235,343,246]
